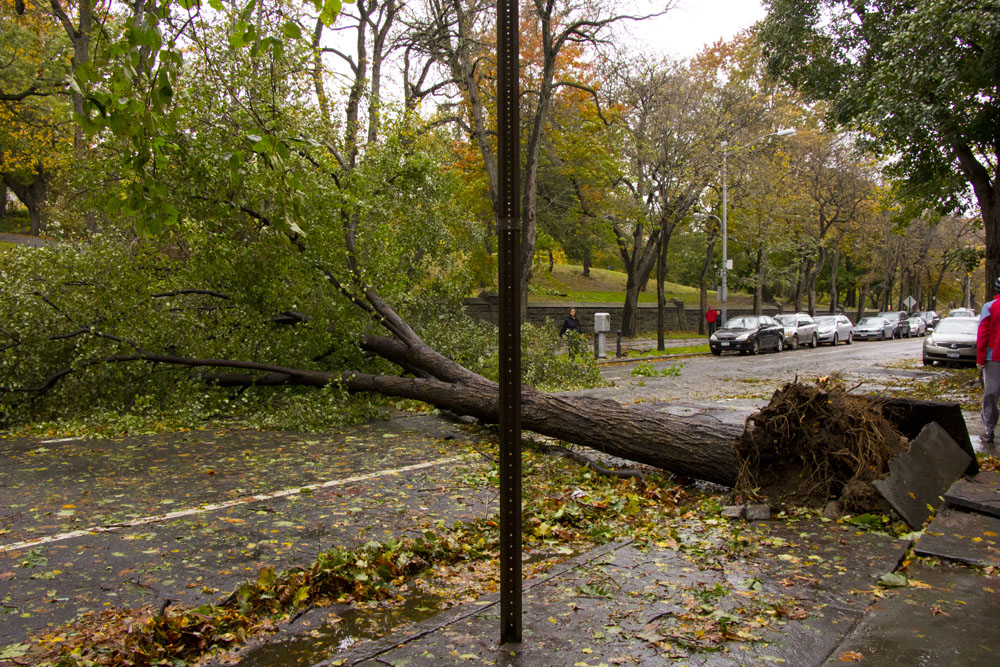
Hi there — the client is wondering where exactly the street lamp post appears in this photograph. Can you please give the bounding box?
[718,128,796,324]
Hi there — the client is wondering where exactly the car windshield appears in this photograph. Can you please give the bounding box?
[934,319,978,335]
[858,317,883,326]
[878,312,900,322]
[814,316,836,326]
[775,316,796,326]
[723,317,759,329]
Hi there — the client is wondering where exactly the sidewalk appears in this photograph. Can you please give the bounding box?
[293,517,997,667]
[298,513,996,667]
[229,465,1000,667]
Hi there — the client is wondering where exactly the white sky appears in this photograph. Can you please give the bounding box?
[627,0,768,59]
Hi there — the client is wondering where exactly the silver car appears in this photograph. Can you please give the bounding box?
[852,316,894,341]
[814,314,853,345]
[923,316,978,366]
[775,313,819,349]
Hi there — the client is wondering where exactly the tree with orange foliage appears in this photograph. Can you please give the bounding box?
[0,0,74,234]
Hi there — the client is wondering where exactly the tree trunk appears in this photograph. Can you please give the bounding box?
[855,282,870,323]
[2,172,47,235]
[131,335,742,487]
[828,248,840,313]
[621,272,643,338]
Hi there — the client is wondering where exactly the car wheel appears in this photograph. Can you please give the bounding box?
[750,339,760,355]
[922,355,932,366]
[846,333,852,345]
[832,334,839,346]
[878,332,885,341]
[810,334,818,348]
[790,335,798,350]
[775,337,783,353]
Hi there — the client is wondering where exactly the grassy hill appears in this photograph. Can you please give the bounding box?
[530,264,721,307]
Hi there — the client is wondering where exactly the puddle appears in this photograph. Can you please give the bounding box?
[236,590,446,666]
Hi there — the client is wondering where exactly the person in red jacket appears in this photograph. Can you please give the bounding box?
[976,277,1000,444]
[705,307,720,335]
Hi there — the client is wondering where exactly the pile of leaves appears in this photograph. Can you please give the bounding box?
[734,378,908,512]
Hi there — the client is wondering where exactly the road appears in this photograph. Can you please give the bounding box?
[596,335,931,401]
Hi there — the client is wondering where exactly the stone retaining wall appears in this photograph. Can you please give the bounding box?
[465,295,787,333]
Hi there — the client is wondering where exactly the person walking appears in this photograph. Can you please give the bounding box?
[976,277,1000,444]
[560,307,583,337]
[705,307,720,335]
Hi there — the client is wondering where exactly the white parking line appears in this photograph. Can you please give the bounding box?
[1,455,466,554]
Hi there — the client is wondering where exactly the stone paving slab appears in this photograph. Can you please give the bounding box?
[317,520,907,667]
[872,422,971,529]
[944,471,1000,518]
[914,508,1000,568]
[821,561,1000,667]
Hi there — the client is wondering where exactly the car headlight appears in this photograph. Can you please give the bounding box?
[925,336,934,345]
[710,333,718,341]
[735,333,751,341]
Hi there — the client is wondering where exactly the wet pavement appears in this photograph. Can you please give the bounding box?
[0,416,494,645]
[3,338,998,665]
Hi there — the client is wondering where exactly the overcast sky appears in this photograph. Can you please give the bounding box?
[627,0,768,59]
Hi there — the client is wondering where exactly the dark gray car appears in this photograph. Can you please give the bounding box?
[877,311,911,338]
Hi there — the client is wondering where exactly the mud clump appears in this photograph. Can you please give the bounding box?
[734,379,906,512]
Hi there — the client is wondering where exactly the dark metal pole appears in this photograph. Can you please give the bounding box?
[497,0,522,646]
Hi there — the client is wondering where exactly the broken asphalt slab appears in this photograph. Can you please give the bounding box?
[944,470,1000,518]
[299,519,909,667]
[914,507,1000,568]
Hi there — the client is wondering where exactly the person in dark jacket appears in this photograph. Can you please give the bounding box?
[560,307,582,337]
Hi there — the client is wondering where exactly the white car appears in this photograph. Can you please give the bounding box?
[907,316,927,336]
[814,314,853,345]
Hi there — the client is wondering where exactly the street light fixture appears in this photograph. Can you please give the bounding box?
[718,128,796,324]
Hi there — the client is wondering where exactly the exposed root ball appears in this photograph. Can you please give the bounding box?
[735,379,908,509]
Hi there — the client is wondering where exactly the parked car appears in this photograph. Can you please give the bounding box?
[774,313,819,349]
[813,314,853,345]
[852,316,894,341]
[907,316,927,336]
[709,315,785,355]
[877,311,911,338]
[922,316,979,366]
[946,307,976,318]
[911,310,941,330]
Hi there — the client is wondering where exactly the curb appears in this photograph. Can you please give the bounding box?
[597,351,709,366]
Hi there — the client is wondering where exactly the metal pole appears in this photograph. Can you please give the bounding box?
[721,141,728,324]
[497,0,521,646]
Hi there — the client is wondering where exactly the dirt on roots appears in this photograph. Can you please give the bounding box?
[734,379,908,512]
